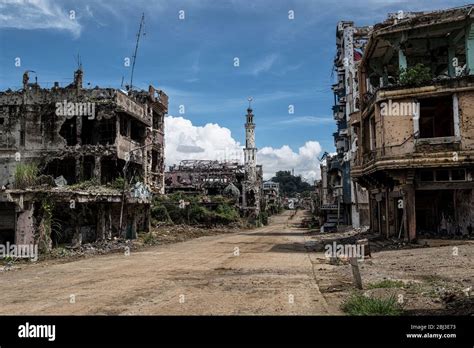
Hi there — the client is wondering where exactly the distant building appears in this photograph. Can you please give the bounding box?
[319,21,371,230]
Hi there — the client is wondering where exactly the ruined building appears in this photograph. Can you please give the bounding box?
[320,21,371,230]
[165,160,245,196]
[262,180,281,214]
[351,5,474,240]
[0,68,168,247]
[165,104,264,217]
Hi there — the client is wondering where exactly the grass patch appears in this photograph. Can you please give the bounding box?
[367,280,405,289]
[14,163,38,189]
[341,293,403,315]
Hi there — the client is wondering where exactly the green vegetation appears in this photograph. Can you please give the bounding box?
[367,280,405,289]
[108,177,126,190]
[69,178,99,190]
[341,293,403,316]
[14,163,38,189]
[270,171,313,197]
[151,194,241,226]
[399,63,432,86]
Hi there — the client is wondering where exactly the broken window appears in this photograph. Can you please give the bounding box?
[451,169,466,181]
[435,169,450,181]
[152,111,163,130]
[151,150,159,172]
[120,114,145,143]
[82,156,95,181]
[0,117,4,125]
[81,117,117,145]
[120,114,130,137]
[43,157,77,185]
[59,116,77,146]
[420,170,434,182]
[130,119,145,142]
[101,157,120,184]
[419,96,454,138]
[362,117,371,153]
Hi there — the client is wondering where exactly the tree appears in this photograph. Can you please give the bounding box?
[270,171,313,197]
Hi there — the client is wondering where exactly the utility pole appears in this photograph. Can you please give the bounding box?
[130,13,145,91]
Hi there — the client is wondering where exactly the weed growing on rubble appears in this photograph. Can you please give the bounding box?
[398,63,432,86]
[342,293,403,315]
[367,280,405,289]
[14,163,38,188]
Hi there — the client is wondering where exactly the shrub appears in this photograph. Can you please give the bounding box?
[14,163,38,189]
[151,204,172,224]
[109,177,126,190]
[341,293,403,316]
[399,64,432,86]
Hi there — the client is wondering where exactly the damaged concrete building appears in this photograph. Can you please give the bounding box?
[350,5,474,240]
[319,20,371,231]
[0,68,168,247]
[165,159,246,196]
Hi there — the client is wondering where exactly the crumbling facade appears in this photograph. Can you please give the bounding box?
[262,181,281,213]
[165,160,245,196]
[320,21,371,230]
[351,6,474,240]
[0,68,167,247]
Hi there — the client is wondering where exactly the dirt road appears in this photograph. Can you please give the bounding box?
[0,210,340,315]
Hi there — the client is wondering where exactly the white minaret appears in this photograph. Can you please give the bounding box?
[244,98,257,181]
[242,97,260,215]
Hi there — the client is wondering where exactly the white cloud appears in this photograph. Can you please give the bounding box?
[250,53,279,75]
[165,115,322,182]
[258,141,322,182]
[0,0,82,37]
[164,115,243,169]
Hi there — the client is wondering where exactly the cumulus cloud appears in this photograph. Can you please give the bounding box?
[164,116,243,168]
[258,142,322,182]
[165,115,322,182]
[0,0,82,37]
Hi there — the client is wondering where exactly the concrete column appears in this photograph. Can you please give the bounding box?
[448,46,456,77]
[96,205,105,240]
[402,184,416,241]
[106,207,112,239]
[76,116,82,145]
[94,156,101,183]
[75,157,81,183]
[466,23,474,75]
[16,203,35,245]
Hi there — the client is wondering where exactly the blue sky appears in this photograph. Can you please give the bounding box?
[0,0,468,180]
